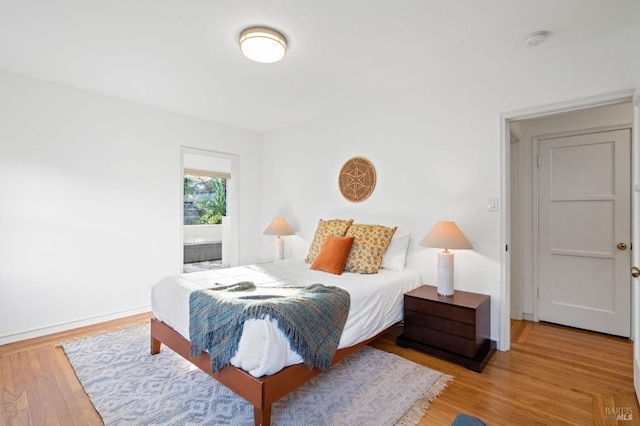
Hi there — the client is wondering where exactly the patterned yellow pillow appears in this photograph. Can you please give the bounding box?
[305,218,354,263]
[344,224,397,274]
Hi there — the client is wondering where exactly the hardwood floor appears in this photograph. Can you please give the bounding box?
[1,315,638,425]
[371,320,639,425]
[0,313,152,426]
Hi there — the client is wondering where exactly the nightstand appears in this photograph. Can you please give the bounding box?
[396,285,496,372]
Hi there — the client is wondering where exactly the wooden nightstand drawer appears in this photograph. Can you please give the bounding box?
[404,323,479,358]
[404,310,476,340]
[405,296,476,325]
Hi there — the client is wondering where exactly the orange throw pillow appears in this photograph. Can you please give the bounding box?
[310,236,355,275]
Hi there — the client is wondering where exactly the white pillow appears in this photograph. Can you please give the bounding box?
[381,232,410,272]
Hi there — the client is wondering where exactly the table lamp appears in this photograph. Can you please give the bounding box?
[263,218,295,260]
[420,221,473,296]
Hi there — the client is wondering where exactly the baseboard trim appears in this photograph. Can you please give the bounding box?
[0,305,151,345]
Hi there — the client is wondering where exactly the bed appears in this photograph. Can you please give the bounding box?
[150,223,419,426]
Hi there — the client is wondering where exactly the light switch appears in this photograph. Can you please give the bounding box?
[488,197,499,212]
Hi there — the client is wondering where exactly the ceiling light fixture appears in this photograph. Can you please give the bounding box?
[524,31,550,47]
[239,27,287,63]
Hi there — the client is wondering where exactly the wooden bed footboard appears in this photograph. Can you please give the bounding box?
[150,318,383,426]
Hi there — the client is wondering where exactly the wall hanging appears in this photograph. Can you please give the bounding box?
[338,157,376,202]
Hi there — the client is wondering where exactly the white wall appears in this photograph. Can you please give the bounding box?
[509,127,523,320]
[260,24,640,344]
[511,102,634,320]
[0,71,262,344]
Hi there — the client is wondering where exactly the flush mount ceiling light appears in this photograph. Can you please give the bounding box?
[239,26,287,63]
[524,31,550,47]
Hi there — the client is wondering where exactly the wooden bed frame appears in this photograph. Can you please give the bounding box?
[150,318,384,426]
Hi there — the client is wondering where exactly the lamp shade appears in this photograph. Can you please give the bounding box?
[420,221,472,250]
[263,218,295,237]
[239,27,287,63]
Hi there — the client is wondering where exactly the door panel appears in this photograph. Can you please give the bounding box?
[550,141,614,195]
[551,200,614,254]
[549,255,614,309]
[538,129,631,336]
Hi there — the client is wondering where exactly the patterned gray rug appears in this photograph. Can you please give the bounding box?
[62,324,452,426]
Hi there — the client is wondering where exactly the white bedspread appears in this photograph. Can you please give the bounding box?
[151,258,421,377]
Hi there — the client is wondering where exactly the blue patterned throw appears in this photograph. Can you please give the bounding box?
[189,282,350,374]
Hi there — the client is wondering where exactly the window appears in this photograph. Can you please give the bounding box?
[183,171,227,225]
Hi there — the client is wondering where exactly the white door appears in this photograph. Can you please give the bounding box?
[538,128,631,336]
[632,96,640,403]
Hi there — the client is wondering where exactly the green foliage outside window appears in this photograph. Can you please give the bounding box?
[184,175,227,225]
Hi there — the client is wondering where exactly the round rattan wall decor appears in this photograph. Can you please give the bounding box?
[338,157,376,202]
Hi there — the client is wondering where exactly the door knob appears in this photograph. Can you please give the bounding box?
[618,242,628,250]
[632,267,640,278]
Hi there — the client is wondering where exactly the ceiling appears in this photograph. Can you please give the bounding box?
[1,0,639,133]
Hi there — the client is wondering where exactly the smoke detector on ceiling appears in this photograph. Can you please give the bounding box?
[524,31,550,47]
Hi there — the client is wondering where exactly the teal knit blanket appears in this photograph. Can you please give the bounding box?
[189,282,351,374]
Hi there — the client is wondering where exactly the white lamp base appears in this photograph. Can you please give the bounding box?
[274,237,284,260]
[437,251,454,296]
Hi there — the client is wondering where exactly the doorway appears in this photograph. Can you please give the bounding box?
[183,170,227,272]
[500,91,636,351]
[181,147,240,272]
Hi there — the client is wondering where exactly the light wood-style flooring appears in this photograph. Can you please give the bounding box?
[373,320,639,425]
[1,315,638,425]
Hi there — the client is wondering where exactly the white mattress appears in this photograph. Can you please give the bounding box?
[151,258,421,377]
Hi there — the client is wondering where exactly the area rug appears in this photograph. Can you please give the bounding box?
[61,324,452,425]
